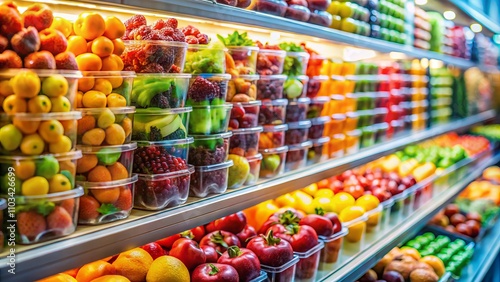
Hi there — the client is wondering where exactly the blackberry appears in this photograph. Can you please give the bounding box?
[164,128,186,140]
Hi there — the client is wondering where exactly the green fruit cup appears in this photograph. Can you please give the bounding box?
[0,151,82,197]
[77,107,135,146]
[78,71,136,108]
[285,140,313,172]
[190,160,233,198]
[227,75,259,102]
[0,111,81,156]
[283,76,309,99]
[131,73,191,109]
[76,143,137,182]
[132,107,191,141]
[307,137,330,165]
[1,186,83,244]
[185,44,227,74]
[0,69,81,114]
[357,110,376,128]
[226,46,259,76]
[133,138,194,175]
[259,146,288,178]
[122,40,188,73]
[189,132,232,166]
[77,175,138,225]
[283,52,310,76]
[188,104,233,135]
[186,74,231,106]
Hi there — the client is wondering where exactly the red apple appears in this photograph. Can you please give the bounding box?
[141,242,166,259]
[466,212,482,223]
[39,28,67,55]
[0,50,22,68]
[444,204,460,218]
[324,212,342,233]
[445,225,456,233]
[455,223,471,237]
[450,213,467,226]
[10,26,40,56]
[23,50,56,69]
[465,220,480,237]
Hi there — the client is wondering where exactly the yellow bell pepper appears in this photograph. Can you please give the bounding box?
[412,162,437,182]
[398,158,419,177]
[292,190,314,214]
[275,193,296,208]
[382,155,401,172]
[302,183,318,196]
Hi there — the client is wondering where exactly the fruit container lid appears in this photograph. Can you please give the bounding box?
[311,136,330,146]
[311,116,331,125]
[123,40,188,48]
[262,124,288,132]
[81,71,136,78]
[190,73,232,80]
[0,198,6,210]
[234,74,260,80]
[0,150,82,162]
[431,98,452,107]
[258,74,288,81]
[390,120,404,128]
[406,113,429,122]
[345,129,362,137]
[246,153,263,161]
[135,73,192,79]
[331,75,345,81]
[332,133,346,140]
[258,49,287,56]
[190,103,233,110]
[381,198,395,209]
[285,51,310,59]
[190,132,233,139]
[364,203,384,217]
[188,44,228,51]
[226,46,260,51]
[345,75,383,81]
[232,126,264,135]
[356,109,377,117]
[288,97,311,106]
[194,160,233,172]
[288,120,312,129]
[294,241,324,258]
[342,212,369,228]
[330,94,345,101]
[260,255,300,273]
[431,108,452,117]
[310,96,330,104]
[331,114,346,121]
[0,111,82,121]
[0,69,82,78]
[390,105,403,113]
[135,107,192,115]
[345,112,359,118]
[309,75,329,82]
[349,92,377,98]
[290,75,309,82]
[136,165,195,180]
[318,226,349,243]
[249,271,268,282]
[374,91,390,98]
[136,137,194,147]
[232,100,262,107]
[77,175,138,189]
[373,122,389,130]
[288,140,313,151]
[259,145,289,154]
[361,125,377,133]
[80,106,137,115]
[1,186,84,202]
[260,99,288,106]
[77,142,138,153]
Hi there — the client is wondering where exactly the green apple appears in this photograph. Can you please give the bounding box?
[96,148,121,165]
[42,74,69,98]
[35,156,60,179]
[0,124,23,151]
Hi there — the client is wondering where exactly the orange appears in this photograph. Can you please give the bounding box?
[355,194,380,211]
[92,186,120,203]
[91,36,114,58]
[107,76,123,89]
[253,200,279,231]
[103,17,125,40]
[90,275,131,282]
[36,273,77,282]
[78,77,95,92]
[3,95,27,114]
[121,117,132,138]
[28,95,52,113]
[82,90,107,108]
[74,12,106,41]
[67,35,87,57]
[112,248,153,282]
[88,165,112,182]
[82,128,106,146]
[112,39,125,56]
[107,94,126,107]
[146,256,190,282]
[93,79,113,95]
[101,55,123,71]
[77,115,97,135]
[76,91,84,108]
[108,162,128,180]
[13,118,40,134]
[339,205,365,222]
[64,268,79,278]
[13,160,36,180]
[60,120,76,134]
[60,160,77,175]
[76,53,103,71]
[331,192,355,214]
[76,154,98,173]
[87,41,93,53]
[38,120,64,143]
[50,17,73,38]
[105,124,126,145]
[75,260,116,282]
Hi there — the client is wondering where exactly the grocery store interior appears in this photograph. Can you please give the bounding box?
[1,0,500,281]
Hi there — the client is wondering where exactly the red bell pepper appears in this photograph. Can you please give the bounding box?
[258,209,302,234]
[218,246,261,282]
[206,211,247,234]
[169,238,206,271]
[274,224,318,252]
[191,263,239,282]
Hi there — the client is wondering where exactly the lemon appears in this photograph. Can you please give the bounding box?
[312,197,334,213]
[314,189,334,198]
[146,256,190,282]
[49,174,72,193]
[355,195,380,211]
[339,206,365,222]
[331,192,355,214]
[22,176,49,196]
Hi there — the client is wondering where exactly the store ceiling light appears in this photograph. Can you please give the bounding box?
[471,23,483,33]
[415,0,428,5]
[443,11,456,20]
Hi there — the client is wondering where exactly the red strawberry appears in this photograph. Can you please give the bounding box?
[115,187,133,211]
[47,206,73,234]
[17,211,46,240]
[166,18,178,29]
[141,242,166,259]
[79,195,100,221]
[124,15,147,31]
[60,198,75,217]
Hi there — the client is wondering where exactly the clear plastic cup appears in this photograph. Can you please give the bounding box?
[259,124,288,149]
[122,40,188,73]
[261,255,300,282]
[294,242,325,282]
[189,104,233,135]
[285,120,312,145]
[189,132,232,166]
[286,97,310,123]
[184,44,227,74]
[257,49,287,75]
[260,146,288,178]
[256,75,288,100]
[190,161,233,197]
[77,143,137,181]
[78,107,135,145]
[308,137,330,165]
[79,71,136,108]
[133,138,193,174]
[226,46,260,76]
[227,75,259,102]
[259,99,288,125]
[131,73,191,109]
[283,75,309,99]
[229,101,261,129]
[230,126,264,157]
[186,74,231,106]
[285,140,313,172]
[318,227,349,270]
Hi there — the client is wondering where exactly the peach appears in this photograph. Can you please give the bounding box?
[76,53,102,71]
[103,16,125,40]
[55,51,79,70]
[67,35,87,57]
[82,90,107,108]
[0,35,8,52]
[0,5,23,38]
[0,50,22,69]
[10,27,40,57]
[50,17,72,38]
[91,36,114,58]
[39,28,68,56]
[22,4,53,32]
[73,12,105,41]
[24,51,56,69]
[78,77,95,92]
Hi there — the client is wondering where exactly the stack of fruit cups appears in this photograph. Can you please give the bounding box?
[0,68,84,244]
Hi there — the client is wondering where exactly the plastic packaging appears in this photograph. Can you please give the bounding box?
[260,124,288,149]
[343,213,369,247]
[260,146,288,178]
[294,241,325,282]
[226,46,260,75]
[283,75,309,99]
[189,132,232,166]
[344,112,359,132]
[324,114,346,137]
[308,10,333,27]
[80,71,136,107]
[318,227,349,270]
[227,75,260,102]
[285,140,313,171]
[123,40,188,73]
[345,129,361,154]
[77,143,137,181]
[133,138,193,174]
[245,153,263,185]
[187,74,231,105]
[229,101,261,129]
[286,98,311,123]
[185,44,227,74]
[285,120,312,145]
[259,99,288,125]
[132,107,190,141]
[307,137,330,165]
[230,126,264,157]
[190,161,233,197]
[257,75,287,100]
[365,204,384,233]
[284,5,311,22]
[360,126,376,148]
[257,50,287,75]
[253,0,289,17]
[307,96,330,118]
[329,133,346,158]
[306,75,329,98]
[261,255,300,282]
[189,104,233,134]
[309,116,331,139]
[131,73,191,109]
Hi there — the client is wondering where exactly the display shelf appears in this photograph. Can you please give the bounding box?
[318,151,500,282]
[0,110,494,281]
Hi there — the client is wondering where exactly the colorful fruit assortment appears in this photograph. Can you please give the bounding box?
[184,43,226,74]
[189,133,231,166]
[218,31,258,76]
[77,107,134,146]
[76,144,136,182]
[256,42,286,75]
[230,127,263,157]
[131,73,190,109]
[227,75,258,102]
[187,74,230,106]
[229,101,260,130]
[256,75,287,100]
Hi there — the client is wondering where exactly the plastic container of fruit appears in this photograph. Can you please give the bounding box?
[308,10,333,27]
[250,271,269,282]
[79,71,136,108]
[307,136,330,165]
[365,204,384,233]
[389,190,409,223]
[0,151,82,196]
[350,92,375,110]
[380,198,395,229]
[261,255,300,282]
[374,122,389,143]
[245,153,263,186]
[342,213,369,247]
[76,175,138,224]
[257,50,287,75]
[307,96,329,118]
[78,107,135,146]
[360,126,376,148]
[135,166,194,210]
[260,124,288,149]
[284,4,311,22]
[309,116,330,139]
[0,69,82,113]
[318,227,349,271]
[285,120,312,145]
[227,75,260,102]
[306,75,329,98]
[260,145,288,178]
[189,132,232,166]
[189,104,233,135]
[308,0,331,11]
[229,126,263,157]
[256,75,288,100]
[344,112,359,132]
[122,40,188,73]
[294,241,325,282]
[357,110,375,128]
[283,76,309,99]
[329,133,345,159]
[343,94,357,112]
[374,91,390,108]
[259,99,288,125]
[184,44,227,74]
[76,143,137,181]
[4,186,83,244]
[285,140,313,172]
[132,107,190,141]
[345,129,361,155]
[284,52,310,76]
[286,98,310,123]
[324,114,346,137]
[226,46,260,75]
[229,101,261,130]
[306,54,327,77]
[373,107,388,124]
[130,73,191,109]
[190,160,233,197]
[389,119,405,138]
[0,111,81,156]
[0,199,5,252]
[186,74,231,106]
[133,138,193,174]
[329,95,347,114]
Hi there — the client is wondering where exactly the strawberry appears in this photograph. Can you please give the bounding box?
[17,211,46,240]
[47,206,73,234]
[79,195,100,221]
[60,198,75,217]
[115,187,133,211]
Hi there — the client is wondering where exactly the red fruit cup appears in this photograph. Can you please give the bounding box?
[261,255,299,282]
[226,46,260,76]
[229,101,261,130]
[306,75,329,98]
[283,75,309,99]
[307,136,330,165]
[259,99,288,125]
[230,126,264,157]
[284,4,311,22]
[77,143,137,181]
[133,138,193,174]
[245,153,263,185]
[259,124,288,149]
[308,10,333,27]
[122,40,188,73]
[324,114,346,137]
[227,75,259,102]
[294,242,325,282]
[257,49,287,75]
[187,74,231,106]
[285,140,313,172]
[259,146,288,178]
[309,116,331,139]
[135,166,194,210]
[307,55,328,77]
[374,91,390,108]
[286,97,310,123]
[285,120,312,145]
[307,96,330,118]
[77,175,138,225]
[257,75,288,100]
[329,133,345,159]
[318,227,349,270]
[253,0,289,17]
[190,160,233,197]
